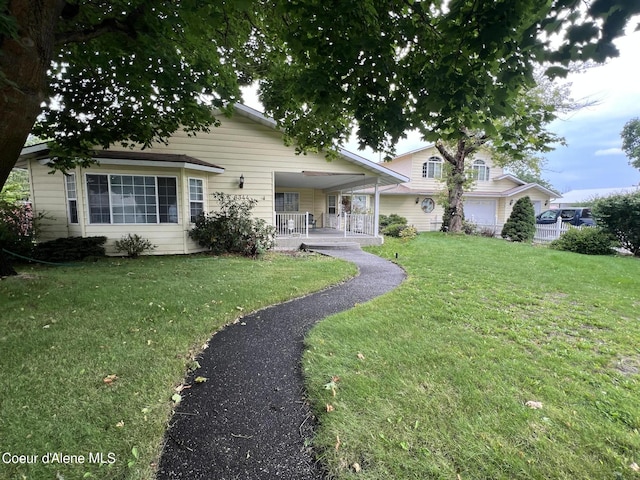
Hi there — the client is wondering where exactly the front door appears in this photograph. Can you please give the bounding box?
[327,195,339,228]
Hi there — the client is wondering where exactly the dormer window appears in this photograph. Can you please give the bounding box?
[471,159,490,181]
[422,156,443,179]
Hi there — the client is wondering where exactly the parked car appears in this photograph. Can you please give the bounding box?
[536,207,596,226]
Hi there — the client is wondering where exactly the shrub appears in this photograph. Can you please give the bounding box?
[189,192,276,257]
[114,234,156,258]
[399,225,418,240]
[591,191,640,256]
[501,196,535,242]
[550,227,616,255]
[0,201,36,257]
[34,236,107,262]
[462,220,477,235]
[379,214,407,228]
[382,223,408,237]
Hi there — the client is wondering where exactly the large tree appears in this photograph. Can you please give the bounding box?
[258,0,640,231]
[0,0,266,189]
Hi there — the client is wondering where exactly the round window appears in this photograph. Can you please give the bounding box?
[421,197,435,213]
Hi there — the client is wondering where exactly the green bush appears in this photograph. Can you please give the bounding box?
[550,227,616,255]
[382,223,408,237]
[379,214,408,228]
[114,234,156,258]
[34,236,107,262]
[399,225,418,240]
[592,191,640,256]
[189,192,276,256]
[501,196,535,242]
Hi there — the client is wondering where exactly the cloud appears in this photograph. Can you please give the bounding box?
[594,148,624,156]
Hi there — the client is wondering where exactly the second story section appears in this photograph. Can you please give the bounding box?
[386,144,515,194]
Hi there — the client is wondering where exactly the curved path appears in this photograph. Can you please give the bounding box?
[157,248,406,479]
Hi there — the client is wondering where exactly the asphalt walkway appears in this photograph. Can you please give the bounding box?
[156,247,406,479]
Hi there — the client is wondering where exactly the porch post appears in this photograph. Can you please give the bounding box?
[373,181,380,237]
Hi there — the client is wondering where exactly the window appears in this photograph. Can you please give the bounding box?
[64,173,79,224]
[275,192,299,212]
[189,178,204,222]
[86,174,178,224]
[471,159,490,181]
[422,156,443,179]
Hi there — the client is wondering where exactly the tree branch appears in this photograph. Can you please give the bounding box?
[54,3,146,46]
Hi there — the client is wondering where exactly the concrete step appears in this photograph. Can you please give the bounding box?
[300,242,362,251]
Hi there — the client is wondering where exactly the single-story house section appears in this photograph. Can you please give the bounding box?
[370,145,558,232]
[551,186,640,208]
[16,104,408,255]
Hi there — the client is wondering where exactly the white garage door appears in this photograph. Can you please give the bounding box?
[464,199,496,225]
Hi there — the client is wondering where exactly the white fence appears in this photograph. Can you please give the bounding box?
[276,212,376,237]
[534,218,579,243]
[344,213,376,236]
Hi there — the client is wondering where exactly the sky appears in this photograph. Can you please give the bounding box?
[243,26,640,193]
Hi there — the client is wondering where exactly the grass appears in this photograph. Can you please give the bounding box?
[0,252,355,480]
[304,233,640,479]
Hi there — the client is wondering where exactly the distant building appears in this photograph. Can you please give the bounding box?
[551,186,640,208]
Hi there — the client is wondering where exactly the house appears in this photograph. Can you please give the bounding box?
[372,145,557,232]
[16,104,408,255]
[551,186,639,208]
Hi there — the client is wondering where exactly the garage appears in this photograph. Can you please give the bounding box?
[464,198,496,225]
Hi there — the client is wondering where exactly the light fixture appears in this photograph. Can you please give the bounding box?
[415,197,420,204]
[509,199,514,205]
[239,174,244,189]
[544,200,548,206]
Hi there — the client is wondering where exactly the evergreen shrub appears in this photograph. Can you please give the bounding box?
[501,196,535,242]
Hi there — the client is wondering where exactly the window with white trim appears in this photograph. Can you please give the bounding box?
[64,173,79,224]
[471,159,490,181]
[189,178,204,222]
[422,156,443,179]
[86,174,178,224]
[275,192,299,212]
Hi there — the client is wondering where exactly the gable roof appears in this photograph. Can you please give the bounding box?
[233,104,409,187]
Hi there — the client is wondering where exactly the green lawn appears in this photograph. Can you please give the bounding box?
[304,233,640,479]
[0,252,355,480]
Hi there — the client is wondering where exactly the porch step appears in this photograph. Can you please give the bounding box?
[300,241,362,251]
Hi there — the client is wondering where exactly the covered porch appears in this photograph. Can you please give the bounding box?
[274,212,380,250]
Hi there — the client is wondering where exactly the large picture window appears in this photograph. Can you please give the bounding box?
[275,192,299,212]
[86,174,178,224]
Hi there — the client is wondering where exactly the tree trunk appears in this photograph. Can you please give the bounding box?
[436,140,467,234]
[0,0,65,190]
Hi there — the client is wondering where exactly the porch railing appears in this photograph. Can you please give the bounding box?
[275,212,313,237]
[344,213,375,236]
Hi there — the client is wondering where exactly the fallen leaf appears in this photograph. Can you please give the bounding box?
[353,462,361,473]
[525,400,543,409]
[171,393,182,404]
[326,404,335,412]
[335,435,341,451]
[357,353,365,360]
[103,374,118,384]
[194,376,208,383]
[115,420,124,428]
[631,462,640,472]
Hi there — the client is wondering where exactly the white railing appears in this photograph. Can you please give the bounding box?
[275,212,313,237]
[344,213,375,236]
[534,218,580,243]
